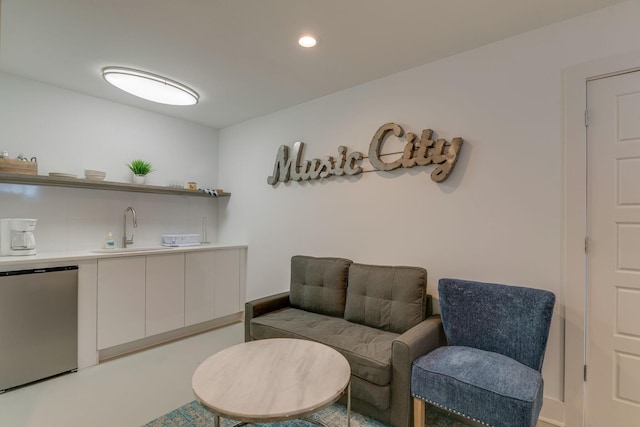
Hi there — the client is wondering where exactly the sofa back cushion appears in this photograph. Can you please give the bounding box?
[344,263,427,334]
[289,255,353,317]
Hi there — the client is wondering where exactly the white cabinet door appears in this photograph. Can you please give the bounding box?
[97,256,146,349]
[185,248,244,325]
[97,248,245,350]
[146,253,185,336]
[185,251,215,326]
[214,248,241,318]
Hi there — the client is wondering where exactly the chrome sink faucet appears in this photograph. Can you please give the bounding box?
[123,206,137,248]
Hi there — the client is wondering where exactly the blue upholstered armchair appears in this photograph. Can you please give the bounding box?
[411,278,555,427]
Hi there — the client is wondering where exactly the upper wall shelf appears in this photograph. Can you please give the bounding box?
[0,172,230,198]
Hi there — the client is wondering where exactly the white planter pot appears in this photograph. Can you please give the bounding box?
[133,174,146,185]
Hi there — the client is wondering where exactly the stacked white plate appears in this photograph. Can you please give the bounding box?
[49,172,76,178]
[84,169,106,181]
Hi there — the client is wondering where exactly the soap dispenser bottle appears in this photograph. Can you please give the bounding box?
[104,232,116,249]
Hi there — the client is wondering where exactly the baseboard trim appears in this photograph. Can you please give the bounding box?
[540,397,564,427]
[98,312,243,362]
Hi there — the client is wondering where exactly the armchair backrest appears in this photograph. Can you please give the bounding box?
[438,278,555,371]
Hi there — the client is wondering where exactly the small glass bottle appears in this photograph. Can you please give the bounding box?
[104,232,116,249]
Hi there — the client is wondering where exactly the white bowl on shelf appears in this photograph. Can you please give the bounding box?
[84,169,106,181]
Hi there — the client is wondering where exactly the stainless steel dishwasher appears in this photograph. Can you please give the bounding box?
[0,266,78,392]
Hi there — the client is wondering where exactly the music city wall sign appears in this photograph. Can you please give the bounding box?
[267,122,463,186]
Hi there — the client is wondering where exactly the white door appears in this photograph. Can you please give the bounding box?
[586,70,640,426]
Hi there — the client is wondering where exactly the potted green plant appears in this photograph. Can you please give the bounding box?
[127,159,154,184]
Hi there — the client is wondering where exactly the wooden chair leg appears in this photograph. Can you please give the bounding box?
[413,397,425,427]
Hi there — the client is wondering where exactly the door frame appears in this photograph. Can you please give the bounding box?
[564,49,640,427]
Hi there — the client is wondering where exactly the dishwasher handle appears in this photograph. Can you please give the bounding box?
[0,265,78,277]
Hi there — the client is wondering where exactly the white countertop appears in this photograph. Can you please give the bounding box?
[0,243,247,269]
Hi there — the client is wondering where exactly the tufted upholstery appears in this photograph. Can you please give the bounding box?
[344,263,428,334]
[251,307,396,409]
[245,256,444,427]
[289,255,352,317]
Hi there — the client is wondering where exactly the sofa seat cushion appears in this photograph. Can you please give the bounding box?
[411,346,543,427]
[350,375,390,411]
[250,307,399,387]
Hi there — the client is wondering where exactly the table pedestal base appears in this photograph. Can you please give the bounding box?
[212,383,351,427]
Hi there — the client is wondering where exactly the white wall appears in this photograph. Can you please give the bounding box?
[217,1,640,420]
[0,72,221,251]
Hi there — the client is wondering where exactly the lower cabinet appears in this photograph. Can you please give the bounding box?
[184,251,214,326]
[213,248,242,318]
[97,248,245,351]
[184,248,242,326]
[146,253,185,337]
[97,256,146,350]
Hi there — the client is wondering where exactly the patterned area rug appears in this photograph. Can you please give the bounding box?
[143,400,475,427]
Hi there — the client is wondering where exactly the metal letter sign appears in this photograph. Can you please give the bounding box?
[267,122,463,185]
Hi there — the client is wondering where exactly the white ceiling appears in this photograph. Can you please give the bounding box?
[0,0,627,129]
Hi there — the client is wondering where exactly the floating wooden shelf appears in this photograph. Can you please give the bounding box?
[0,172,230,198]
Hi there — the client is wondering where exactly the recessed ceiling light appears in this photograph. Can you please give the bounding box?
[298,35,318,48]
[102,67,199,106]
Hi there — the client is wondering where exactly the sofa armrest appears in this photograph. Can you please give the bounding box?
[393,315,445,361]
[390,315,445,427]
[244,291,291,341]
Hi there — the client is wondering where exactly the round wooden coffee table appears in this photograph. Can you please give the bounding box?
[192,338,351,426]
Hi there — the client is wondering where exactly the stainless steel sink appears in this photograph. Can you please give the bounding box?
[91,246,174,254]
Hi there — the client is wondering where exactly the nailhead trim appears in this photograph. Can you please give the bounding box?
[413,394,494,427]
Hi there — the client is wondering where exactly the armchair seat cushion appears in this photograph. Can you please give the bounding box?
[251,307,398,387]
[412,346,543,427]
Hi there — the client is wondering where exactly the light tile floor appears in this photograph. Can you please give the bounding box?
[0,323,245,427]
[0,323,554,427]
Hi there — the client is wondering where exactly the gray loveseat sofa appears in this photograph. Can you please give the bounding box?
[244,255,444,427]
